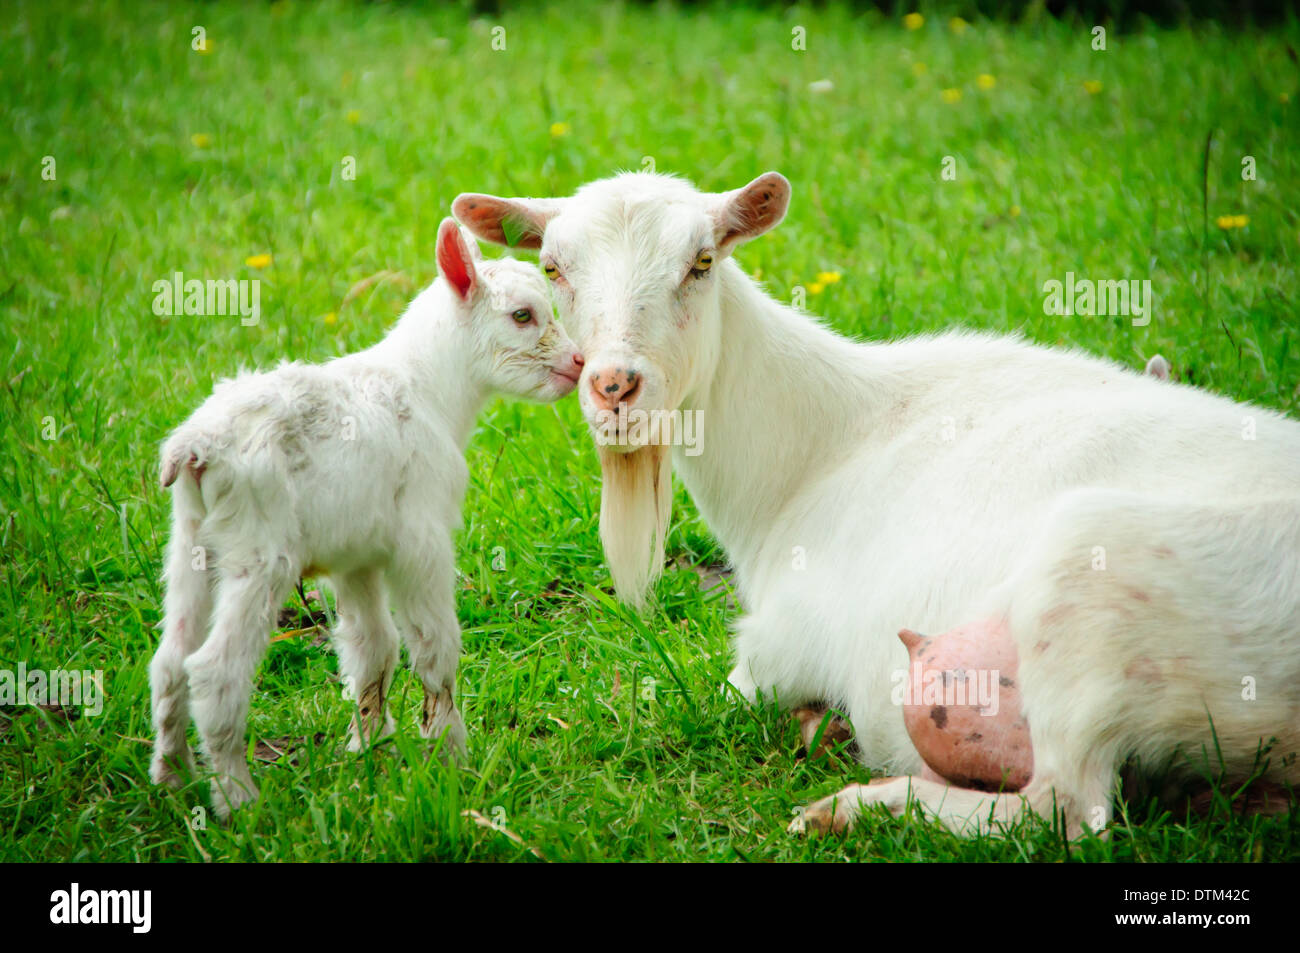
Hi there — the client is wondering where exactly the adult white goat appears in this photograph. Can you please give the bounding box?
[150,219,582,815]
[454,171,1300,838]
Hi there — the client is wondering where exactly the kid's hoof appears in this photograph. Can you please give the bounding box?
[150,752,192,789]
[422,687,468,762]
[346,714,395,753]
[210,776,259,820]
[347,679,395,752]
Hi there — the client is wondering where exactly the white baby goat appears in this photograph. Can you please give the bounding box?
[150,219,581,815]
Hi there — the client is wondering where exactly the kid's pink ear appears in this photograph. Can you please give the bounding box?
[436,217,478,301]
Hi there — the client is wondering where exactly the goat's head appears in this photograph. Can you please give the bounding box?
[452,173,790,604]
[454,172,789,435]
[435,217,583,402]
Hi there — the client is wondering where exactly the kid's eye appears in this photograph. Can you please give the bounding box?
[690,251,713,278]
[543,264,560,280]
[511,308,534,324]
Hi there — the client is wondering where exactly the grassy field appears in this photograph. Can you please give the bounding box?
[1,0,1297,862]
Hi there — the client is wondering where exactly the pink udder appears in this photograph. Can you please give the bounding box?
[898,619,1033,791]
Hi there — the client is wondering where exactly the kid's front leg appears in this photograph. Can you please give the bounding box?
[390,565,467,761]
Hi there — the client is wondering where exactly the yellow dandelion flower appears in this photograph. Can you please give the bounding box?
[245,254,273,268]
[949,17,969,34]
[1233,215,1249,228]
[1009,205,1022,218]
[346,110,361,124]
[941,87,963,104]
[1215,215,1249,230]
[323,312,337,326]
[977,74,996,90]
[808,281,825,295]
[550,122,571,138]
[1083,80,1103,95]
[912,61,928,77]
[816,271,841,284]
[903,12,924,30]
[190,133,212,148]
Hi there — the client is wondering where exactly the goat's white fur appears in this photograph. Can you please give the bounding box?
[456,172,1300,838]
[150,220,578,816]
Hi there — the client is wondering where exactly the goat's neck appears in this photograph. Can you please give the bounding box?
[676,264,889,575]
[368,282,490,449]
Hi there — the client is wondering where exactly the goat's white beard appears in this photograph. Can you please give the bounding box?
[598,443,672,610]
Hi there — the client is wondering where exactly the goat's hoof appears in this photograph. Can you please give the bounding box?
[426,717,467,764]
[789,802,839,835]
[346,712,395,753]
[790,784,867,835]
[421,688,467,762]
[348,680,395,752]
[793,707,855,760]
[210,776,259,820]
[150,751,193,788]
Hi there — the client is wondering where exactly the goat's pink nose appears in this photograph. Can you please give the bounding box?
[589,367,641,412]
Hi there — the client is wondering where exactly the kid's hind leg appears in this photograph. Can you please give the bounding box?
[329,568,400,751]
[184,555,295,817]
[150,478,213,787]
[388,546,466,761]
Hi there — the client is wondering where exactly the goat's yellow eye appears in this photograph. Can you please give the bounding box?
[693,252,713,273]
[543,263,559,280]
[511,308,533,324]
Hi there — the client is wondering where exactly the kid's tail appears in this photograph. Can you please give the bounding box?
[159,423,222,489]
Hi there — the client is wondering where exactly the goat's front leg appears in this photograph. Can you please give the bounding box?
[790,776,1034,837]
[330,569,399,752]
[790,769,1114,840]
[389,559,467,761]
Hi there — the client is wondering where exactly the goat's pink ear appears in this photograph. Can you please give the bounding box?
[436,217,478,302]
[710,172,791,253]
[452,193,564,249]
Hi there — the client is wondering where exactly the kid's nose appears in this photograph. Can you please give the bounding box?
[555,350,584,384]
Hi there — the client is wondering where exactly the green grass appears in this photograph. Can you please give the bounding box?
[1,0,1297,862]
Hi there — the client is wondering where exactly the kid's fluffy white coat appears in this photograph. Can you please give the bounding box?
[150,220,580,815]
